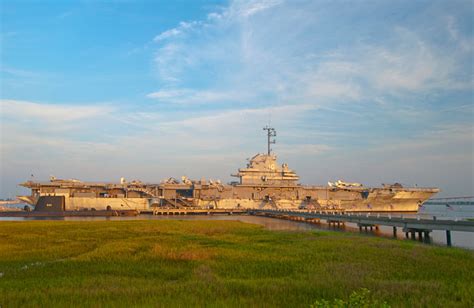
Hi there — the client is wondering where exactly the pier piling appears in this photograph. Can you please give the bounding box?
[423,231,431,243]
[446,230,452,247]
[418,231,423,242]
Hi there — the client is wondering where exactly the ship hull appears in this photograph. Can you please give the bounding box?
[23,185,438,213]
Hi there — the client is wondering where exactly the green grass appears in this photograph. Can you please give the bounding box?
[0,220,473,307]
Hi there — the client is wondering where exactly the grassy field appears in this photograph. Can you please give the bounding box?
[0,220,473,307]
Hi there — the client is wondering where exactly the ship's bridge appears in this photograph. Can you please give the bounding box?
[232,154,299,186]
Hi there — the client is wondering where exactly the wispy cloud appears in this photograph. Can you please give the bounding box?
[147,88,253,104]
[361,28,471,92]
[0,99,110,123]
[278,143,332,156]
[446,15,473,52]
[151,0,288,88]
[153,28,182,41]
[232,0,282,17]
[163,103,314,130]
[150,1,472,108]
[153,21,202,42]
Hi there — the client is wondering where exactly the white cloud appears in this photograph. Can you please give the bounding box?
[151,0,289,88]
[166,103,314,129]
[153,28,181,41]
[151,0,473,109]
[235,0,282,17]
[371,124,474,155]
[153,21,202,42]
[360,29,467,92]
[153,43,190,83]
[278,143,332,155]
[146,89,189,99]
[306,80,361,101]
[147,88,252,104]
[446,15,472,52]
[205,0,282,21]
[0,99,110,123]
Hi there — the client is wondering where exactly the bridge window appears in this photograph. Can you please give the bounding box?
[176,189,193,198]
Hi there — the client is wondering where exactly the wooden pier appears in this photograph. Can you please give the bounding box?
[250,209,474,246]
[143,208,249,216]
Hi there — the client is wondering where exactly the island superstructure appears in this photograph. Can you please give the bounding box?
[19,128,439,212]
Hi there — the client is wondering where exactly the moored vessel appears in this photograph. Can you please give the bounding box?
[19,128,439,212]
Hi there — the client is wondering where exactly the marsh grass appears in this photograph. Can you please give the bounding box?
[0,220,473,307]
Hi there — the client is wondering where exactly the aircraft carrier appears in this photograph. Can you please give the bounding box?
[19,127,439,212]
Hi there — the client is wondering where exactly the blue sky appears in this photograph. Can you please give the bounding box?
[1,0,473,198]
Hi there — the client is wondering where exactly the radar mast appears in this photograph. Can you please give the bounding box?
[263,126,276,155]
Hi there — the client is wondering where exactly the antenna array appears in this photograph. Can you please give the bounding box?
[263,126,276,155]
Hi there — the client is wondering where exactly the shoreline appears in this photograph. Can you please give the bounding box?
[1,213,473,250]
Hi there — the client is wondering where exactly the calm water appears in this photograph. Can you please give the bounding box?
[2,203,473,250]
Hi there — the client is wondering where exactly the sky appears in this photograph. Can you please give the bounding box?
[0,0,473,199]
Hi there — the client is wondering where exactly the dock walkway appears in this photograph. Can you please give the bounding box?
[250,209,474,246]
